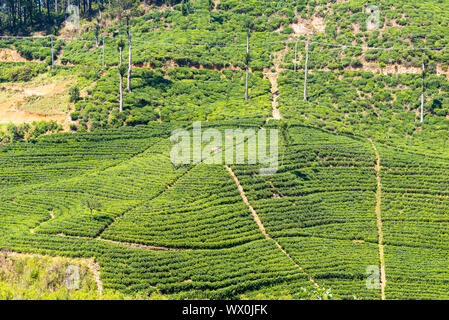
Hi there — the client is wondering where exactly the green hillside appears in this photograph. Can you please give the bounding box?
[2,122,449,299]
[1,0,449,300]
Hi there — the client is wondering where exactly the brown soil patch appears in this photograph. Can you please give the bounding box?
[0,48,27,62]
[344,62,422,75]
[292,8,326,36]
[0,80,72,125]
[436,63,449,80]
[264,48,286,120]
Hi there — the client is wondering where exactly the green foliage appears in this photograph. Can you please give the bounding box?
[82,195,103,220]
[69,86,81,103]
[1,122,449,299]
[4,121,62,143]
[3,0,449,301]
[71,67,270,126]
[277,68,449,156]
[0,252,99,299]
[0,62,46,82]
[0,251,163,300]
[12,38,63,62]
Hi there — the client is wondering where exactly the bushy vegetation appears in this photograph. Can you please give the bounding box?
[0,123,320,299]
[0,251,165,300]
[278,68,449,157]
[1,120,449,299]
[102,164,264,249]
[3,0,449,301]
[230,125,379,299]
[0,62,47,82]
[0,121,62,144]
[0,251,99,299]
[70,67,271,127]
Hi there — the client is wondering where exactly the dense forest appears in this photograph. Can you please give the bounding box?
[0,0,165,34]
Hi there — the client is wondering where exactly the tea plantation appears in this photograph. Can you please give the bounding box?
[1,0,449,300]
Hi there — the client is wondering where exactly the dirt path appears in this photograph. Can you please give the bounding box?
[265,48,286,120]
[96,237,186,251]
[263,6,323,121]
[225,165,320,288]
[368,138,386,300]
[55,233,186,251]
[225,165,269,237]
[30,210,56,234]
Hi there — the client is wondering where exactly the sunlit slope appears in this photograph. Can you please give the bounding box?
[1,123,449,299]
[379,145,449,299]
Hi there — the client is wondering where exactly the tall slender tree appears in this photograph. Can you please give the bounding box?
[117,38,125,112]
[304,41,309,101]
[95,21,100,47]
[245,33,250,101]
[243,18,253,101]
[208,0,213,24]
[126,16,132,93]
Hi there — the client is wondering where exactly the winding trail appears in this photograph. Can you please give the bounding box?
[89,258,104,295]
[54,233,186,251]
[225,165,320,289]
[264,49,285,120]
[368,139,386,300]
[96,237,186,252]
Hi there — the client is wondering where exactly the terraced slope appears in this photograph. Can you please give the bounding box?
[0,122,316,299]
[230,125,381,299]
[379,145,449,299]
[1,121,449,299]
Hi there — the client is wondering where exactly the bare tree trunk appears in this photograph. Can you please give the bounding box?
[304,41,309,101]
[245,34,249,101]
[51,36,54,66]
[119,46,123,112]
[55,0,58,13]
[421,62,425,123]
[46,0,51,22]
[127,19,132,93]
[102,37,105,70]
[120,73,123,112]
